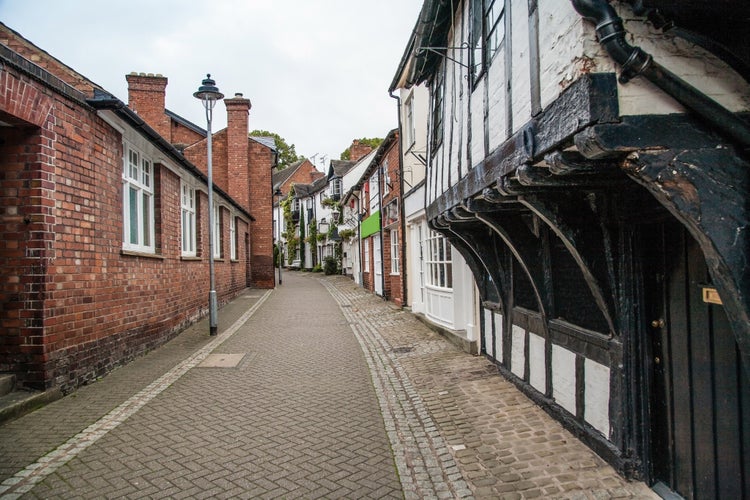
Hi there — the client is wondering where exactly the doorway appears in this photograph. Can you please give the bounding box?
[373,234,383,296]
[645,223,749,499]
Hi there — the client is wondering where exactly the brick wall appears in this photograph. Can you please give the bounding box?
[277,160,324,197]
[248,140,274,288]
[0,39,252,392]
[380,137,404,306]
[126,73,170,140]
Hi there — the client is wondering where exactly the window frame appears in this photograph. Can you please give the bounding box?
[425,231,453,290]
[213,203,222,259]
[364,238,371,273]
[471,0,506,86]
[390,229,400,275]
[430,64,445,153]
[229,214,237,261]
[382,159,390,196]
[180,181,196,257]
[404,93,415,150]
[122,143,155,254]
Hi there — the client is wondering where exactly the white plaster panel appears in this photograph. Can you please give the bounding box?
[470,84,486,165]
[537,2,610,111]
[483,308,494,359]
[511,324,525,378]
[493,312,504,362]
[486,52,508,152]
[510,0,532,134]
[552,344,576,415]
[584,358,611,437]
[528,332,546,393]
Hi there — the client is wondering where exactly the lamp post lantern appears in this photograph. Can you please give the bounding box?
[194,74,224,336]
[274,187,283,285]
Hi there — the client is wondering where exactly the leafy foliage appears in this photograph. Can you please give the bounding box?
[250,129,301,169]
[339,137,383,160]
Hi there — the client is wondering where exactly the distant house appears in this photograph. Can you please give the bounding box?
[272,159,325,267]
[0,23,273,393]
[340,150,378,283]
[391,1,750,497]
[349,130,405,303]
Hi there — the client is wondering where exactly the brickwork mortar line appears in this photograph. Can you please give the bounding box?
[321,279,474,500]
[0,290,273,500]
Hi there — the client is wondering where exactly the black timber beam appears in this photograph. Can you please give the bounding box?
[427,73,619,221]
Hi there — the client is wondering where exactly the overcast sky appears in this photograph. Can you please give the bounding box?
[0,0,423,163]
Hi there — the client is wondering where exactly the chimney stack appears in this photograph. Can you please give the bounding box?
[349,139,374,162]
[225,93,252,209]
[126,73,170,139]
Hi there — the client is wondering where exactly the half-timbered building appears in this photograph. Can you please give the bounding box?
[391,1,750,497]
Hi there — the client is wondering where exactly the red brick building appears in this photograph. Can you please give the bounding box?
[358,130,404,305]
[0,24,274,392]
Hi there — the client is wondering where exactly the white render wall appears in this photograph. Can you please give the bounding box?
[480,307,612,438]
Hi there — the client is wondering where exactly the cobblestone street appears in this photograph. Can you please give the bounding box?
[0,272,657,499]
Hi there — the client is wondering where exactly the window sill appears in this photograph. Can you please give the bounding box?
[181,256,202,261]
[121,250,165,260]
[230,259,240,263]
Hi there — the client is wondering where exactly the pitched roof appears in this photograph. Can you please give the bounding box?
[165,109,206,136]
[293,176,327,198]
[272,159,305,189]
[327,159,356,180]
[250,136,277,151]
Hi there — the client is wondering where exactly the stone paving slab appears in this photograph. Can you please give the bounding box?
[322,275,659,500]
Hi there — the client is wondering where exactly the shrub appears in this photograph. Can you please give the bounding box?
[323,256,339,275]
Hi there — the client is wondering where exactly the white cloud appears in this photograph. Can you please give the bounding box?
[0,0,423,158]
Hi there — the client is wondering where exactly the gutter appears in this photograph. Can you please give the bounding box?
[87,90,254,221]
[571,0,750,150]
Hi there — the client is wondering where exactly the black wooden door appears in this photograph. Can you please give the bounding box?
[646,224,749,499]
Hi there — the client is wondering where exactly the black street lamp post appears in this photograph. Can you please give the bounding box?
[194,74,224,336]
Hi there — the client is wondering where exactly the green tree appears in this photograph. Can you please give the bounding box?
[339,137,383,160]
[250,130,301,169]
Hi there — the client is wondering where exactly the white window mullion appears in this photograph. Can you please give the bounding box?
[230,215,237,260]
[122,143,155,254]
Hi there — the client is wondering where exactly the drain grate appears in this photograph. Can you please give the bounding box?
[392,346,414,354]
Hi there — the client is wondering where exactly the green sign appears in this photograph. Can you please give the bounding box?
[360,210,380,238]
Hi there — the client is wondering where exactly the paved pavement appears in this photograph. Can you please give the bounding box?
[0,272,658,499]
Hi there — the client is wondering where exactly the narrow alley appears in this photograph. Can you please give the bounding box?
[0,273,656,499]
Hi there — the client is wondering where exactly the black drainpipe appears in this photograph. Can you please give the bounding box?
[571,0,750,150]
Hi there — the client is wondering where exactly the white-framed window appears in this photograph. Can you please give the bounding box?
[471,0,505,82]
[364,238,370,273]
[213,203,222,259]
[431,63,445,151]
[181,182,196,256]
[332,178,342,199]
[404,94,415,149]
[123,143,155,253]
[390,229,399,275]
[229,214,237,260]
[425,231,452,289]
[369,173,379,212]
[382,159,390,196]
